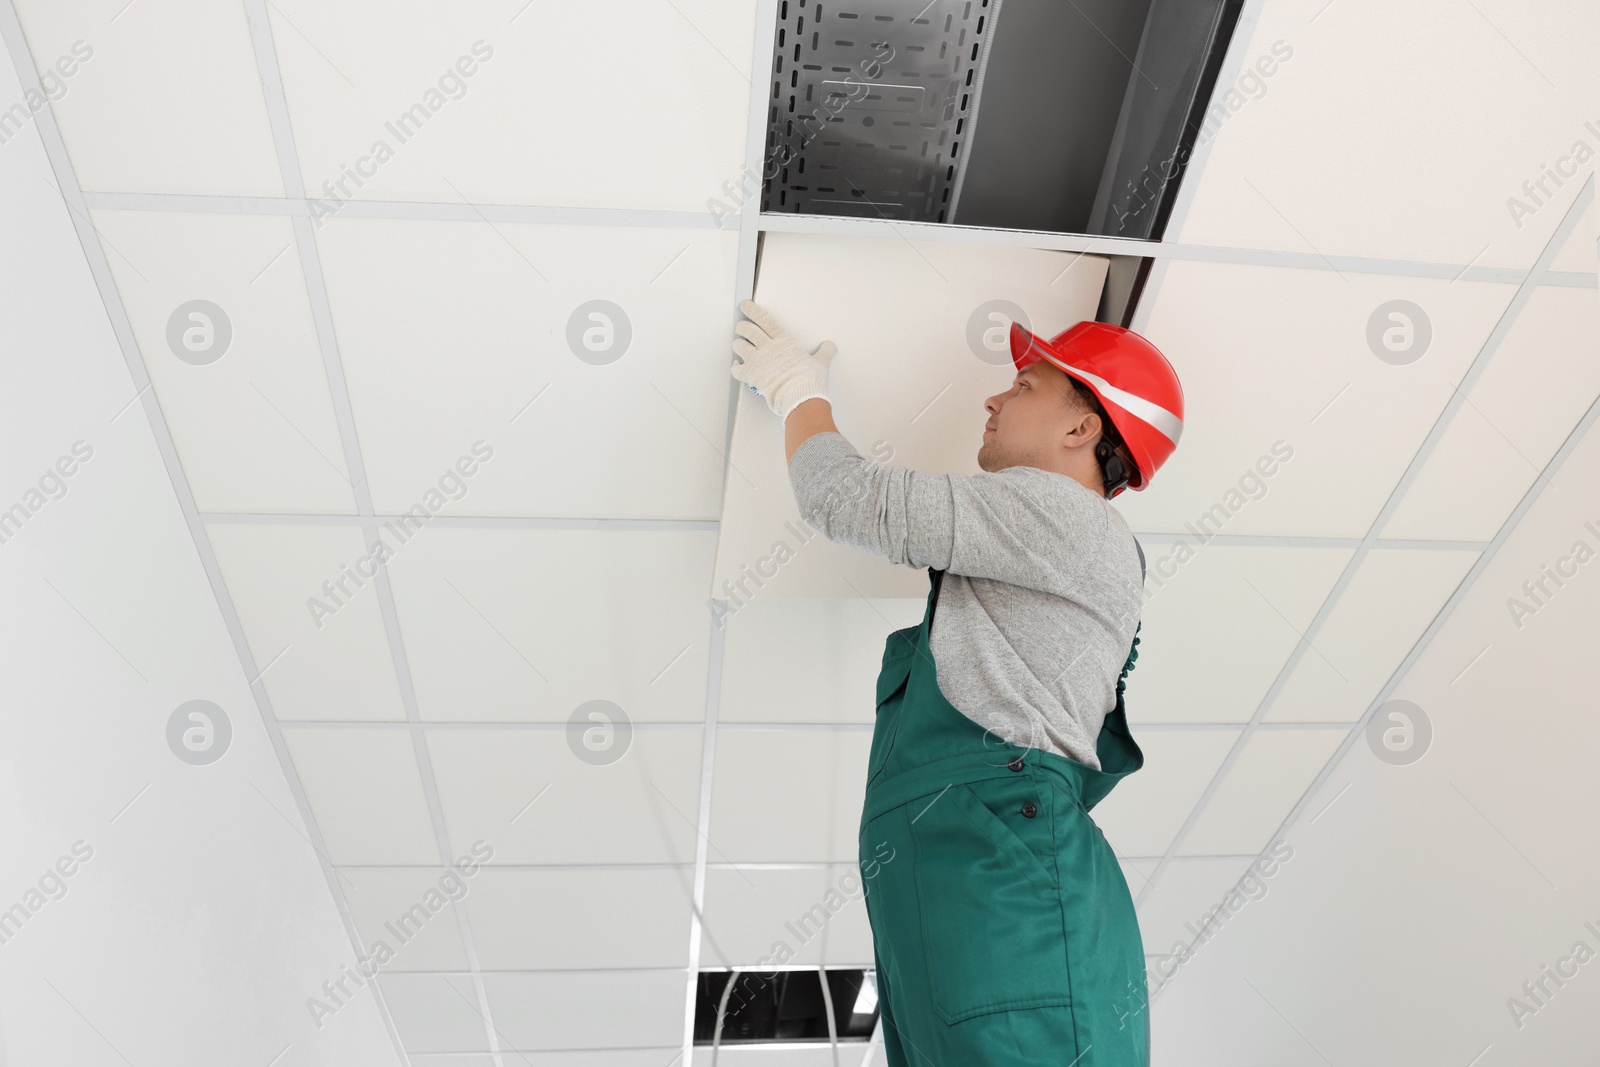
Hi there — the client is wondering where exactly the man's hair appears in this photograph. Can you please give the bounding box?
[1064,375,1138,491]
[1062,376,1114,444]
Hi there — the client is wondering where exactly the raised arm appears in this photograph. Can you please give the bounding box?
[785,396,839,464]
[733,304,1116,594]
[786,426,1112,595]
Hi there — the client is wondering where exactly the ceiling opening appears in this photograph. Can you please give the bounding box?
[759,0,1245,239]
[693,968,880,1046]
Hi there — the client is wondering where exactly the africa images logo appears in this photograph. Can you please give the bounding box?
[305,441,494,629]
[307,41,495,226]
[306,841,493,1028]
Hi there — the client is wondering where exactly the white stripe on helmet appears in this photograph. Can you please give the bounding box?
[1045,355,1184,446]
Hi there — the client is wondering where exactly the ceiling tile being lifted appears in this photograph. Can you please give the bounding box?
[713,232,1107,599]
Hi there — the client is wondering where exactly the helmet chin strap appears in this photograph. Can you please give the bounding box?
[1095,437,1133,498]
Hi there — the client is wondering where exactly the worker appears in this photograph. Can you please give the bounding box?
[730,298,1184,1066]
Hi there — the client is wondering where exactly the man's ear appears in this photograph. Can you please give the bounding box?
[1062,406,1100,447]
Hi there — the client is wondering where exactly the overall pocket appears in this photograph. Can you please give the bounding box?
[910,781,1073,1024]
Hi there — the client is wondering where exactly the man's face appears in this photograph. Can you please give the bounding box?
[977,360,1093,473]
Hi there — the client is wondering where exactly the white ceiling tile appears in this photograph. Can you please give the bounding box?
[719,599,927,723]
[89,210,355,513]
[1547,192,1597,272]
[268,0,755,211]
[1120,260,1516,537]
[427,727,703,865]
[284,728,438,865]
[375,973,489,1053]
[410,1055,683,1067]
[206,523,406,721]
[1091,729,1240,858]
[700,867,875,968]
[383,528,715,722]
[12,0,283,195]
[1382,400,1557,543]
[315,218,738,518]
[1120,858,1159,902]
[1176,728,1346,855]
[464,869,691,970]
[1174,0,1597,269]
[1384,285,1600,540]
[1136,396,1600,1067]
[1132,857,1262,952]
[709,729,872,863]
[1398,405,1600,703]
[717,235,1107,598]
[1267,549,1479,722]
[483,970,687,1050]
[1131,546,1352,723]
[340,868,470,971]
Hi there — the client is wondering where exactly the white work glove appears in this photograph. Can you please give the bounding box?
[730,299,837,419]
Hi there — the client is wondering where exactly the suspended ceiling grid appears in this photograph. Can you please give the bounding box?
[6,0,1597,1064]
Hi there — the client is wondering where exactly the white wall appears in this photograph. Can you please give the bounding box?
[0,23,400,1067]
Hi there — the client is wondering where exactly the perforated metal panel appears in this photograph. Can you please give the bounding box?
[760,0,1003,223]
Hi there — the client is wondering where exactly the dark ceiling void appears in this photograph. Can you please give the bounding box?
[760,0,999,223]
[693,969,878,1045]
[954,0,1155,234]
[760,0,1244,241]
[1085,0,1247,240]
[960,0,1243,239]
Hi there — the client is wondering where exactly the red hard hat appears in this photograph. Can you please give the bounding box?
[1009,320,1184,491]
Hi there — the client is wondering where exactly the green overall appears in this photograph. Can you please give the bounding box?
[859,567,1148,1066]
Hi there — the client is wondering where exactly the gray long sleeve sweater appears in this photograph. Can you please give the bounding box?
[787,431,1144,770]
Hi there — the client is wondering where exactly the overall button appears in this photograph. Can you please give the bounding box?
[1007,756,1025,772]
[1021,802,1038,818]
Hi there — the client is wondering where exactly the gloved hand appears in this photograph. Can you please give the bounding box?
[730,299,837,418]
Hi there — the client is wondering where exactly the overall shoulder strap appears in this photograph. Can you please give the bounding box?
[1119,537,1145,697]
[1117,623,1142,698]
